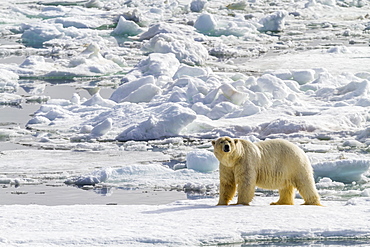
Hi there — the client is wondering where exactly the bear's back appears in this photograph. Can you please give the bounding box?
[256,139,307,163]
[254,139,311,188]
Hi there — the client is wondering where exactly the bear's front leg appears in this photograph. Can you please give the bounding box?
[236,182,255,205]
[217,164,236,205]
[217,180,236,205]
[235,170,256,205]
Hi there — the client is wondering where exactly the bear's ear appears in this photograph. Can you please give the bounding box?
[234,139,238,144]
[212,140,216,146]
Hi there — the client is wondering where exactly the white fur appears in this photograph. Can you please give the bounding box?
[212,137,321,206]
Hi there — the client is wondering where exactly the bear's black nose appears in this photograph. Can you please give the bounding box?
[223,145,230,152]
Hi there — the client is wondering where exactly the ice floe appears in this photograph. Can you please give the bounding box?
[1,0,370,244]
[1,198,370,246]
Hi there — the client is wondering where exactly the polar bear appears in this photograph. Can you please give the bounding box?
[212,136,321,206]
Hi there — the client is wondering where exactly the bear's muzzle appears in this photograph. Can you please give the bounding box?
[223,144,230,152]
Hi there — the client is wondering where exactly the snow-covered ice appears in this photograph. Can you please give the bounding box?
[2,0,370,245]
[186,149,218,172]
[1,198,370,246]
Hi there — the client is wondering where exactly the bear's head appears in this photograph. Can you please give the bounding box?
[212,137,239,166]
[212,136,238,153]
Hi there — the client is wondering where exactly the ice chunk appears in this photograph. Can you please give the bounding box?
[266,69,292,80]
[80,125,93,134]
[361,189,370,197]
[0,176,13,184]
[91,118,113,137]
[191,102,211,115]
[313,159,370,183]
[343,140,363,148]
[26,116,51,125]
[305,0,317,8]
[208,102,238,120]
[66,164,175,187]
[194,13,217,33]
[227,1,247,10]
[110,76,156,103]
[355,72,370,79]
[0,69,19,93]
[68,168,113,185]
[333,80,370,101]
[185,77,209,103]
[82,92,116,108]
[346,197,370,206]
[318,0,336,6]
[137,53,180,78]
[168,89,187,103]
[67,43,122,75]
[260,118,315,136]
[256,74,293,100]
[327,46,351,54]
[71,93,80,105]
[139,23,182,40]
[54,16,106,29]
[0,93,21,106]
[226,100,260,118]
[121,9,144,25]
[220,83,248,105]
[42,106,72,121]
[254,92,271,107]
[173,64,208,79]
[292,69,315,85]
[122,84,161,103]
[84,0,104,8]
[13,44,122,79]
[19,56,53,70]
[259,11,287,32]
[21,23,64,47]
[190,0,207,12]
[116,103,196,141]
[112,16,143,36]
[315,177,345,190]
[186,150,219,172]
[142,33,208,66]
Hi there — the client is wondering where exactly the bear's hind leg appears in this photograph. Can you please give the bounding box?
[295,177,322,206]
[270,185,295,205]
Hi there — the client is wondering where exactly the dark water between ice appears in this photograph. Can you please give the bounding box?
[0,82,115,128]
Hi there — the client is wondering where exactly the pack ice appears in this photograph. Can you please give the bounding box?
[2,0,370,245]
[2,0,367,193]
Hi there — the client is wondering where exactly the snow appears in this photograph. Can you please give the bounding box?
[1,198,370,246]
[2,0,370,245]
